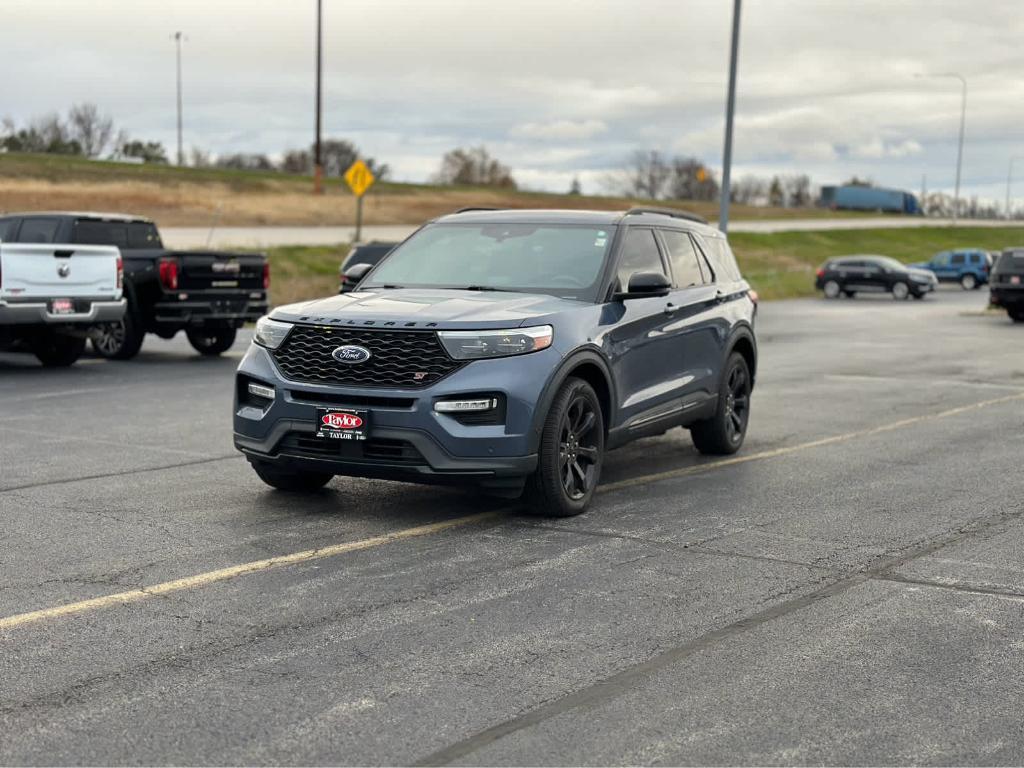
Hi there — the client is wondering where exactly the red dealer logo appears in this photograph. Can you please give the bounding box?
[322,413,363,430]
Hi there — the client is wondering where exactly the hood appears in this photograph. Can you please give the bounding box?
[907,267,938,281]
[908,261,932,270]
[270,288,587,329]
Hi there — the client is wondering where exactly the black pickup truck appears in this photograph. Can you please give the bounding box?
[0,212,269,358]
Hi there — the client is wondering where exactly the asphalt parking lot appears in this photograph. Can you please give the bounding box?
[1,288,1023,765]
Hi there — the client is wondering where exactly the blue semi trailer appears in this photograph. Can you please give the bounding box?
[819,185,921,214]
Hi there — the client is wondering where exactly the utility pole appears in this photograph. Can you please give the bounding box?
[314,0,324,194]
[718,0,741,234]
[1006,157,1023,220]
[916,72,967,226]
[173,31,185,166]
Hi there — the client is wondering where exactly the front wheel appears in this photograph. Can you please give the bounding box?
[691,352,751,455]
[186,327,237,356]
[252,463,333,492]
[891,281,910,300]
[960,273,977,290]
[31,332,86,367]
[524,377,604,517]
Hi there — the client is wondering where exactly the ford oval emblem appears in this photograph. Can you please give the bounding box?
[332,345,372,364]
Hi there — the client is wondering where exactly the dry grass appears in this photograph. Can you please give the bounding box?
[0,152,866,227]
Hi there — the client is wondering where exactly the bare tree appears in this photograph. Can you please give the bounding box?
[782,174,812,207]
[433,146,516,188]
[730,175,767,205]
[667,156,719,202]
[67,103,115,158]
[189,146,212,168]
[768,176,785,207]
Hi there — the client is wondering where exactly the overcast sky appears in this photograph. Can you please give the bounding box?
[4,0,1023,200]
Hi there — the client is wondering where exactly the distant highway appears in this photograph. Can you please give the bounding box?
[162,217,1019,249]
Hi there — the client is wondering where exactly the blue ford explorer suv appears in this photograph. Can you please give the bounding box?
[234,207,758,516]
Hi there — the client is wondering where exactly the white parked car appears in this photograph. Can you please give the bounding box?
[0,240,125,366]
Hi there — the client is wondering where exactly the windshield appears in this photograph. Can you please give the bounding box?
[874,256,905,270]
[363,222,615,300]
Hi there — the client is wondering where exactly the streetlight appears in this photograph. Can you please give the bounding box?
[718,0,742,234]
[172,31,186,166]
[916,72,967,225]
[1005,157,1023,220]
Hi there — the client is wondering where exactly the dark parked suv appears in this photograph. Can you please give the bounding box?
[815,255,937,300]
[989,248,1024,322]
[234,208,757,516]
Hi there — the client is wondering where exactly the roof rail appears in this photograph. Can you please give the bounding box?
[452,206,502,214]
[624,206,708,225]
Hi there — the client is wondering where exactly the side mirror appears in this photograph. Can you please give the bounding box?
[615,271,671,300]
[340,262,373,292]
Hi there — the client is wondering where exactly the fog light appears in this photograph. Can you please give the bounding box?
[434,398,497,413]
[248,382,276,400]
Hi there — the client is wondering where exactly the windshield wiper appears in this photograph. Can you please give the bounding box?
[462,285,518,292]
[364,284,403,289]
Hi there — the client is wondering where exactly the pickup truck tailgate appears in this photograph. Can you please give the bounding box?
[177,251,265,290]
[0,244,120,300]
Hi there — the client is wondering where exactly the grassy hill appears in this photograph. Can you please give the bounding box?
[0,152,864,227]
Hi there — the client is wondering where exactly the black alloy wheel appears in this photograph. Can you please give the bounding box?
[559,393,601,501]
[691,352,752,455]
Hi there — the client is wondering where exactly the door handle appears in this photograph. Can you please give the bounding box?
[663,302,678,315]
[715,291,728,304]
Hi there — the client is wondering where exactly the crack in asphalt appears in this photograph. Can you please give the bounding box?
[413,504,1024,766]
[872,571,1024,601]
[0,454,243,494]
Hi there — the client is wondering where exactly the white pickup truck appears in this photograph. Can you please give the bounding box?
[0,242,125,366]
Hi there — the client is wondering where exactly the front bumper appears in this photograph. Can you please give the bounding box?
[0,298,126,326]
[233,342,557,492]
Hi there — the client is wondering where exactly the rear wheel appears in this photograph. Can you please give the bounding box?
[187,327,237,356]
[91,304,145,360]
[960,273,977,290]
[524,377,604,517]
[252,463,332,492]
[1009,308,1024,323]
[691,352,751,455]
[31,332,86,367]
[823,280,841,299]
[891,281,910,300]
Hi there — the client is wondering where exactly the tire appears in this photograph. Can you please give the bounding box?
[252,463,333,492]
[691,352,752,456]
[523,377,604,517]
[912,292,926,300]
[31,332,86,367]
[91,304,145,360]
[842,290,857,298]
[960,273,977,290]
[891,281,910,300]
[186,327,237,356]
[1009,309,1024,324]
[823,280,841,299]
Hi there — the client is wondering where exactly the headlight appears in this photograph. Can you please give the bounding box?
[438,325,553,360]
[253,316,293,349]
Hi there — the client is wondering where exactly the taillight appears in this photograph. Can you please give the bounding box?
[158,258,179,291]
[816,267,825,278]
[116,255,123,290]
[749,289,759,305]
[262,261,270,290]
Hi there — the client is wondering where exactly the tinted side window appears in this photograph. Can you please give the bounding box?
[659,229,704,288]
[951,252,966,265]
[0,218,18,242]
[18,217,61,243]
[697,234,742,282]
[616,229,666,289]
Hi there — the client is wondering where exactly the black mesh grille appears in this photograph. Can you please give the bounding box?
[271,326,464,388]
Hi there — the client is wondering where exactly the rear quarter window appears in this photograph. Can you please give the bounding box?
[697,234,742,282]
[17,217,61,243]
[0,218,17,242]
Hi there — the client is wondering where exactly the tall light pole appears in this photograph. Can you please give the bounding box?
[173,31,186,166]
[1006,157,1023,220]
[313,0,324,194]
[718,0,741,234]
[917,72,966,225]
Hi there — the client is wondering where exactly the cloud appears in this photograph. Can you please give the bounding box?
[510,119,608,141]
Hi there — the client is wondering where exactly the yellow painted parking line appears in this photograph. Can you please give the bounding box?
[598,391,1024,493]
[0,511,503,631]
[2,391,1021,632]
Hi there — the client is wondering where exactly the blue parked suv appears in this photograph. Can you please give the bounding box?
[911,248,992,290]
[233,208,758,516]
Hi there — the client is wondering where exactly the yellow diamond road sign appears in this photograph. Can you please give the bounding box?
[344,159,375,197]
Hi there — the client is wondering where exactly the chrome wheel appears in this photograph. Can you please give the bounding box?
[823,280,841,299]
[960,273,977,290]
[91,322,126,357]
[558,395,600,500]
